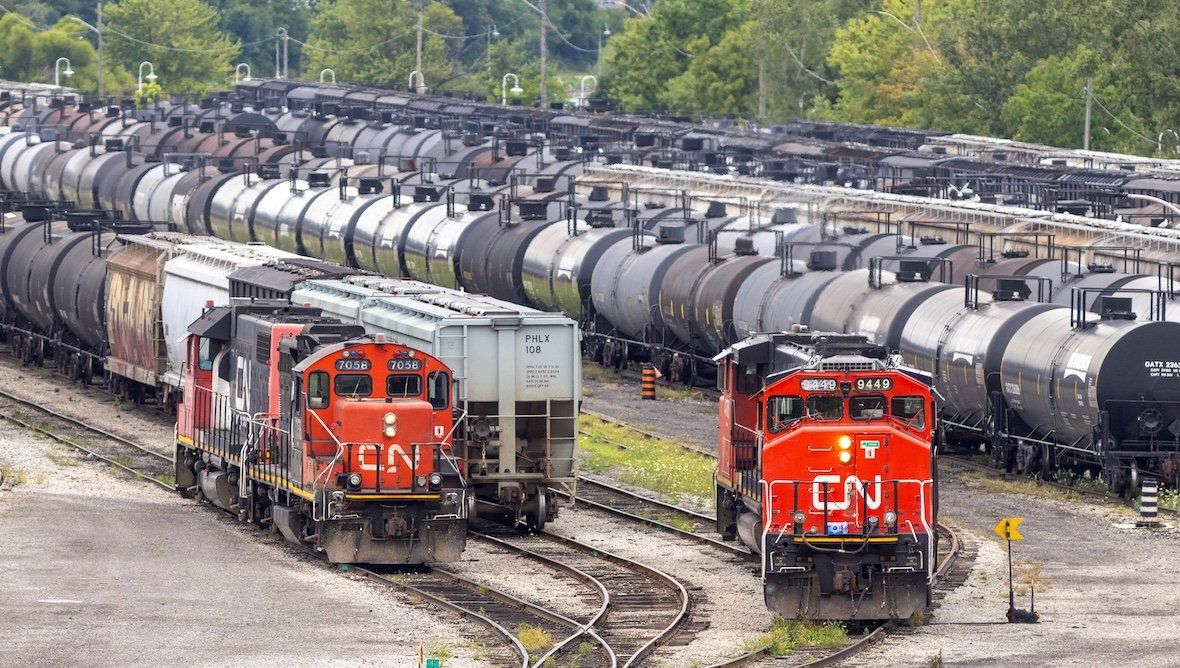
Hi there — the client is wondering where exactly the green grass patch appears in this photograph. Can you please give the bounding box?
[579,414,714,503]
[958,470,1105,504]
[1160,486,1180,511]
[45,449,80,467]
[0,459,29,487]
[516,623,553,653]
[742,617,847,657]
[157,473,175,487]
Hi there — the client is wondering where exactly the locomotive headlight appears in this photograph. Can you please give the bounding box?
[884,511,898,527]
[383,425,397,438]
[383,412,397,426]
[416,475,427,488]
[837,435,852,450]
[346,472,362,490]
[793,511,806,525]
[837,450,852,464]
[428,472,443,490]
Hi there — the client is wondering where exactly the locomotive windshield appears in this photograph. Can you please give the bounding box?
[850,395,886,420]
[387,374,423,397]
[766,392,928,432]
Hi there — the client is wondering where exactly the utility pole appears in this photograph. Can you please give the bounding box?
[96,3,104,98]
[539,0,548,108]
[1083,75,1093,150]
[415,1,425,94]
[757,14,765,122]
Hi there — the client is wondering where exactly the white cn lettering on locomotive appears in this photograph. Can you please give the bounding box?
[811,474,883,510]
[357,443,418,473]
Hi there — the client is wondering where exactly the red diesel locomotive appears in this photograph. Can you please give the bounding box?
[716,330,938,620]
[175,302,469,564]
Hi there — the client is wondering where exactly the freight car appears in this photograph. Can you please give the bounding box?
[176,301,467,563]
[716,330,937,620]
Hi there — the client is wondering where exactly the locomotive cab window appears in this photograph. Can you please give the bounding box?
[891,396,926,431]
[197,337,213,371]
[850,395,886,421]
[767,395,803,433]
[308,371,330,409]
[428,372,450,410]
[334,374,372,397]
[387,374,423,398]
[806,396,843,421]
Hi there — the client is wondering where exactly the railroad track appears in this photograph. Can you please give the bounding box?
[474,523,692,667]
[0,387,175,489]
[573,410,966,668]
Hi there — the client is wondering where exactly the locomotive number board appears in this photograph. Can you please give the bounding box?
[855,377,893,391]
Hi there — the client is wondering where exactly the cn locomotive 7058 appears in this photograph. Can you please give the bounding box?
[175,302,469,564]
[715,330,938,620]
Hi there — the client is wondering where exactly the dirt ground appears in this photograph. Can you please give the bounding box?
[0,412,483,667]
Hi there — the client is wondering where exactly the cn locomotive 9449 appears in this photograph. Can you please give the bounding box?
[715,330,938,620]
[175,301,468,564]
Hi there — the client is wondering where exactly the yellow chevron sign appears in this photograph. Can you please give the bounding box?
[994,517,1025,541]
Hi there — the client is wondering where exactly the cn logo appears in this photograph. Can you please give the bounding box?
[811,475,882,510]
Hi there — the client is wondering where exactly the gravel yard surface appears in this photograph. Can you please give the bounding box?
[0,392,484,667]
[581,363,718,454]
[0,362,176,450]
[545,504,769,667]
[840,474,1180,668]
[444,537,602,622]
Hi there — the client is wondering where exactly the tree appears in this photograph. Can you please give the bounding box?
[102,0,239,97]
[208,1,311,79]
[0,13,132,94]
[662,21,758,117]
[303,0,463,90]
[601,0,747,112]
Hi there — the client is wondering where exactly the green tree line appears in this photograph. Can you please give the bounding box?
[600,0,1180,155]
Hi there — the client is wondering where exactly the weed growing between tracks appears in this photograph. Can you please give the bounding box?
[578,414,713,503]
[741,617,847,657]
[517,623,553,652]
[1160,486,1180,511]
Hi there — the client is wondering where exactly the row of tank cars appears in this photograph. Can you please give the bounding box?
[0,78,1177,503]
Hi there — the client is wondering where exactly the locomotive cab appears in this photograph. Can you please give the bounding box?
[716,331,938,621]
[176,302,469,564]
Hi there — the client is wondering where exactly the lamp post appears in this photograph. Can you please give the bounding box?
[137,61,157,94]
[486,24,499,93]
[320,68,336,84]
[409,70,425,94]
[579,74,597,109]
[597,26,610,76]
[54,57,74,88]
[501,73,523,106]
[235,63,252,85]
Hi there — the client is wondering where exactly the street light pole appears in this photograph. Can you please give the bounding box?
[539,0,548,108]
[597,26,610,77]
[137,61,157,94]
[415,1,425,94]
[502,73,522,106]
[54,57,74,88]
[96,3,104,98]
